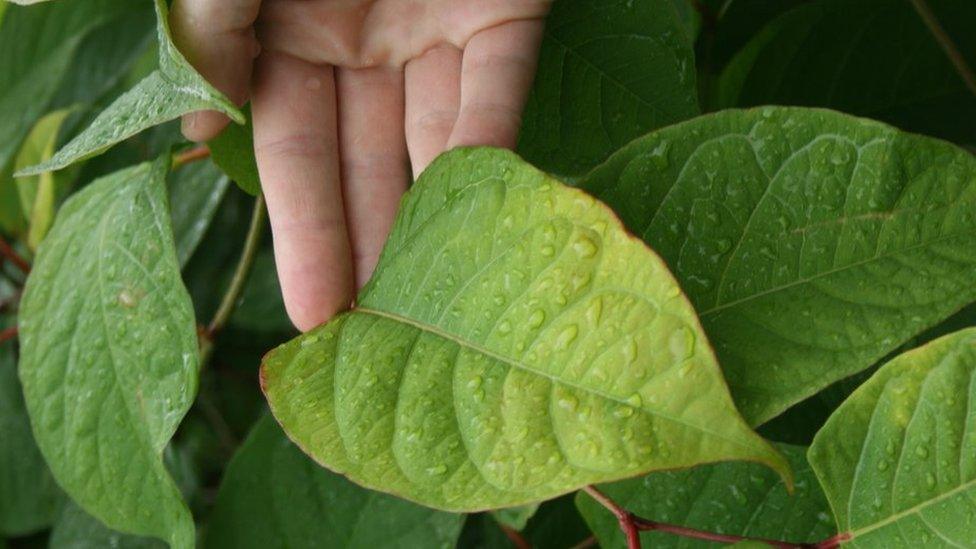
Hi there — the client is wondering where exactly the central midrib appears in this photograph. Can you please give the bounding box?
[355,306,765,454]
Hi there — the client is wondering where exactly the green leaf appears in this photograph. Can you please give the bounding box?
[206,414,465,549]
[17,0,243,176]
[517,0,699,178]
[167,159,230,268]
[49,502,165,549]
[809,328,976,546]
[262,147,788,512]
[576,444,834,548]
[0,316,62,536]
[492,503,540,532]
[18,159,200,547]
[582,106,976,425]
[715,0,976,144]
[13,108,75,251]
[209,106,260,195]
[0,0,119,233]
[521,495,594,549]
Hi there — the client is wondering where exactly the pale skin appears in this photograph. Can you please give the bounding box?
[172,0,552,331]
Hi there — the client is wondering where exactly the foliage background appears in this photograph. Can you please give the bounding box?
[1,0,974,547]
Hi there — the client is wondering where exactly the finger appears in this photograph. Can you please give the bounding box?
[337,66,409,288]
[171,0,262,141]
[404,44,462,179]
[252,52,353,332]
[447,19,546,150]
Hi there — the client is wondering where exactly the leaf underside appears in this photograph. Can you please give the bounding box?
[262,147,788,512]
[17,159,199,547]
[809,328,976,547]
[582,106,976,425]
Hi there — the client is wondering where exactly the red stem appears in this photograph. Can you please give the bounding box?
[0,326,17,344]
[499,524,532,549]
[172,145,211,167]
[582,485,851,549]
[0,237,31,275]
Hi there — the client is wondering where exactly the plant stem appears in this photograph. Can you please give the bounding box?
[0,237,31,275]
[0,326,17,345]
[908,0,976,97]
[172,145,212,168]
[199,193,266,365]
[499,525,532,549]
[581,485,850,549]
[567,536,596,549]
[582,486,641,549]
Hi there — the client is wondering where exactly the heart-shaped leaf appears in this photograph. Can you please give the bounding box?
[809,328,976,547]
[576,444,834,548]
[262,147,788,512]
[582,106,976,425]
[207,414,464,549]
[16,0,242,176]
[18,158,199,547]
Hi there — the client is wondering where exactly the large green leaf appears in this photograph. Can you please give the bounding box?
[716,0,976,145]
[18,0,242,176]
[0,315,61,536]
[809,328,976,547]
[517,0,699,178]
[18,159,199,547]
[582,106,976,425]
[576,444,834,548]
[262,147,788,512]
[207,414,464,549]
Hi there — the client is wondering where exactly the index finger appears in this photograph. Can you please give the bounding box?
[171,0,263,141]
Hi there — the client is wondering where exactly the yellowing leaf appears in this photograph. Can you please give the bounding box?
[262,148,788,512]
[13,108,74,251]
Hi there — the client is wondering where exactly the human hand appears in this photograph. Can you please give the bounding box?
[172,0,552,331]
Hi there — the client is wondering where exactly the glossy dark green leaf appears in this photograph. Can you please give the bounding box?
[167,159,230,268]
[716,0,976,144]
[0,316,61,536]
[518,0,700,178]
[576,444,834,548]
[18,159,199,547]
[263,147,788,512]
[18,0,242,176]
[809,328,976,547]
[206,414,465,549]
[583,106,976,425]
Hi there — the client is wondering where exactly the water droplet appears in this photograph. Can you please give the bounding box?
[626,393,642,407]
[915,445,929,458]
[528,309,546,328]
[573,235,598,258]
[557,395,578,411]
[614,406,634,418]
[540,245,555,257]
[669,326,695,362]
[498,321,512,334]
[427,464,448,475]
[555,324,578,349]
[586,297,603,325]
